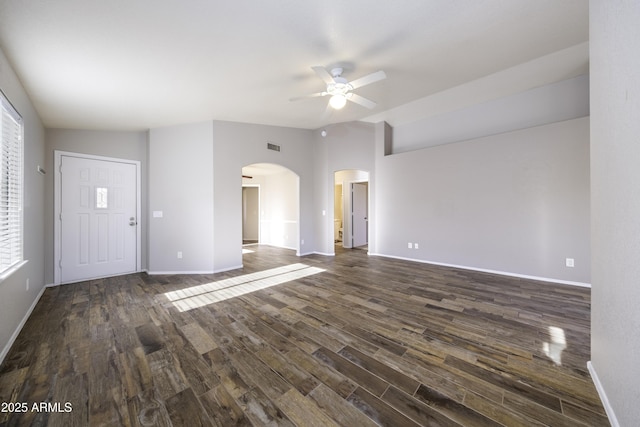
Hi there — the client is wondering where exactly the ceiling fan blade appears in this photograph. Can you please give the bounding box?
[348,70,386,89]
[311,66,335,85]
[347,93,377,109]
[289,92,327,102]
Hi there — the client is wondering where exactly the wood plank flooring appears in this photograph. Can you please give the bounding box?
[0,245,608,426]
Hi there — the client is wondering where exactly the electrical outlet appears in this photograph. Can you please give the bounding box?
[565,258,574,267]
[177,251,183,259]
[408,242,413,249]
[414,243,419,249]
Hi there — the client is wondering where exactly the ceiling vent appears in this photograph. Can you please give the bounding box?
[267,142,281,152]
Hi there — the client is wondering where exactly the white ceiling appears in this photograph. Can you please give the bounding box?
[0,1,588,131]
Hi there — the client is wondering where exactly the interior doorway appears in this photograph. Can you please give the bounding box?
[242,186,259,244]
[242,163,300,253]
[334,170,369,250]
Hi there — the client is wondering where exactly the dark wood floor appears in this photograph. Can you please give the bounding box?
[0,245,608,426]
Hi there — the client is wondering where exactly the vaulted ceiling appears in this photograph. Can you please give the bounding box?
[0,1,588,131]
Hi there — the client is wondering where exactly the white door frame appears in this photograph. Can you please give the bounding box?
[54,150,142,285]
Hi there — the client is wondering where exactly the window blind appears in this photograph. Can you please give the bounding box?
[0,91,23,273]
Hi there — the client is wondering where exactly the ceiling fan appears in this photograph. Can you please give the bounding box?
[291,66,386,110]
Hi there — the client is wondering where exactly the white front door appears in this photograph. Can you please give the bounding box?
[59,154,139,283]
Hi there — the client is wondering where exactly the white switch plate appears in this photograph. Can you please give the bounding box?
[408,242,413,249]
[153,211,163,218]
[414,243,419,249]
[566,258,575,267]
[177,251,183,259]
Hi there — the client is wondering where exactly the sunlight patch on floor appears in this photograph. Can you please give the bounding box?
[164,263,325,312]
[242,248,255,254]
[543,326,567,365]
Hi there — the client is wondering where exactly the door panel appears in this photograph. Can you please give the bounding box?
[60,155,137,282]
[351,182,368,247]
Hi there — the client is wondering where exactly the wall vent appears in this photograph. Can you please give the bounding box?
[267,142,281,152]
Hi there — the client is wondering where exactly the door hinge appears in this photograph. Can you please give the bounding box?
[58,259,62,269]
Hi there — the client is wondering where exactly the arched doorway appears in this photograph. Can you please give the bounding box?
[242,163,300,253]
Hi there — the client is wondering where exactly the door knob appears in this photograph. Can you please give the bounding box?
[129,217,137,226]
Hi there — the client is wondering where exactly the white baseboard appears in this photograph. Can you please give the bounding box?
[148,270,216,275]
[368,252,591,288]
[297,251,315,256]
[588,361,619,427]
[0,285,47,366]
[312,251,335,256]
[149,264,248,275]
[50,269,149,286]
[213,264,243,274]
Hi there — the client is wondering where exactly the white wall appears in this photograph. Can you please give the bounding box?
[148,121,214,273]
[590,1,640,425]
[0,48,46,363]
[45,128,148,282]
[253,169,299,250]
[313,131,331,254]
[211,121,314,269]
[313,122,376,255]
[374,117,590,285]
[392,74,590,153]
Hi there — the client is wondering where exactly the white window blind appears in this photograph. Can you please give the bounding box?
[0,91,23,274]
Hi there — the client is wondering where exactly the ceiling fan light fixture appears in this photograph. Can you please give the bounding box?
[291,66,386,112]
[329,94,347,109]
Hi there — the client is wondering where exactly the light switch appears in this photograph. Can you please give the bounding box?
[153,211,163,218]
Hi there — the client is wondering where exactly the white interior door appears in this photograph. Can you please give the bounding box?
[351,182,368,247]
[59,155,138,283]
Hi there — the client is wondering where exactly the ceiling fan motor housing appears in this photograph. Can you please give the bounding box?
[328,69,351,95]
